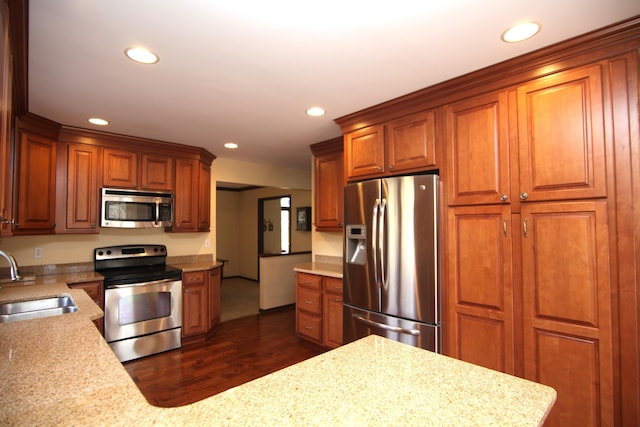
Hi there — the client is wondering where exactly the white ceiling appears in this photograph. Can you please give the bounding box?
[27,1,640,172]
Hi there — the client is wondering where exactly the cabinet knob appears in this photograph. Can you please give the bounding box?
[500,194,508,201]
[520,192,529,200]
[388,165,394,170]
[377,166,383,171]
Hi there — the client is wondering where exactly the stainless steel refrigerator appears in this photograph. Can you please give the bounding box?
[343,174,440,353]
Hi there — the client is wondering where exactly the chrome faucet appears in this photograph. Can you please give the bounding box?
[0,250,22,281]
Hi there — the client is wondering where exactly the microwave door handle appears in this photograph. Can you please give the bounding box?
[155,201,160,226]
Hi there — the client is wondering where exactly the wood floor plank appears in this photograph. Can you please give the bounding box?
[124,307,326,407]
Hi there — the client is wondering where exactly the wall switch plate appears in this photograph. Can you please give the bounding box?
[33,247,43,259]
[204,239,210,248]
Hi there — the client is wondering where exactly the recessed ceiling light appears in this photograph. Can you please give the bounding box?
[88,117,109,126]
[224,142,238,149]
[124,47,159,64]
[501,21,541,43]
[306,107,326,117]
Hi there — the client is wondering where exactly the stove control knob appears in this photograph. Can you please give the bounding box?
[97,251,104,256]
[106,250,112,255]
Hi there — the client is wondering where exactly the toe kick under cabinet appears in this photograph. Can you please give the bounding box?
[295,272,343,348]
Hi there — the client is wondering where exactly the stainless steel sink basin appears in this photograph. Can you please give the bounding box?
[0,295,78,323]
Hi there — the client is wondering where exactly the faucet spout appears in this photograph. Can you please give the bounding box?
[0,250,22,281]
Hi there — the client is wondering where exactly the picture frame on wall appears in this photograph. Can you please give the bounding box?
[296,207,311,231]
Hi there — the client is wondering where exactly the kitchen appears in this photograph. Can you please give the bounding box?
[1,1,640,426]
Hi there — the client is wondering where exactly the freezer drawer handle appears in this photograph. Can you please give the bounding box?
[353,314,420,336]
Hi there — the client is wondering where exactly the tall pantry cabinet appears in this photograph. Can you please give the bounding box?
[335,19,640,427]
[446,63,613,426]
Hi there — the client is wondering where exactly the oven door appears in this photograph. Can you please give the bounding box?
[104,278,182,343]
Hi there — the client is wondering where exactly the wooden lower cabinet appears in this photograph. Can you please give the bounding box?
[446,204,514,374]
[296,272,343,348]
[67,280,104,335]
[447,200,614,427]
[209,267,221,329]
[521,200,613,427]
[182,267,222,344]
[323,276,344,348]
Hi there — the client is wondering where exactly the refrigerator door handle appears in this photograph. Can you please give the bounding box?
[379,198,387,289]
[372,198,380,285]
[352,314,420,336]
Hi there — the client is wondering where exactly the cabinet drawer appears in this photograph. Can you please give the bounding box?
[324,277,343,294]
[297,287,322,315]
[68,281,104,307]
[297,272,322,290]
[297,311,323,342]
[183,270,206,285]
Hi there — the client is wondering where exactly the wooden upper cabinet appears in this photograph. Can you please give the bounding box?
[198,161,211,231]
[103,148,175,191]
[386,110,437,174]
[345,124,384,179]
[102,148,138,188]
[173,158,198,231]
[0,2,12,237]
[172,158,211,232]
[141,154,173,191]
[311,137,344,232]
[345,110,438,181]
[521,200,613,426]
[516,64,606,202]
[14,132,57,234]
[59,143,99,233]
[445,91,510,206]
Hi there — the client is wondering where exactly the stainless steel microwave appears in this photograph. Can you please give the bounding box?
[101,188,173,228]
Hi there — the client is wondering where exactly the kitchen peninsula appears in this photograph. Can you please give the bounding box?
[1,279,555,426]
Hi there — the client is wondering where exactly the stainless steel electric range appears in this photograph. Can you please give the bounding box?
[94,244,182,362]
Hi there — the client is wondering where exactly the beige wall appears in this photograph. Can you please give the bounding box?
[216,186,312,280]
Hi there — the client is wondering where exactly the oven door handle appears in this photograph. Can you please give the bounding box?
[107,277,180,289]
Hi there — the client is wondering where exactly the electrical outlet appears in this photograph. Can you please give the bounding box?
[33,247,43,259]
[204,239,210,248]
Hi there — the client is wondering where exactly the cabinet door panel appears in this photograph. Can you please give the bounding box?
[446,91,510,206]
[314,151,343,231]
[198,161,210,231]
[103,148,138,188]
[324,291,343,348]
[522,200,613,427]
[141,154,173,191]
[173,158,198,231]
[16,133,56,233]
[517,65,606,201]
[345,125,384,179]
[447,204,514,373]
[64,144,99,231]
[386,110,436,173]
[457,314,507,373]
[182,273,209,337]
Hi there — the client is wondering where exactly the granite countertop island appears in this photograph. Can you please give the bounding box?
[1,277,555,426]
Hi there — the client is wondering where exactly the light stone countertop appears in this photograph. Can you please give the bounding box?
[0,275,556,426]
[294,262,343,278]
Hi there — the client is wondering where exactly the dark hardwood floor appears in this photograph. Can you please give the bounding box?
[124,307,327,407]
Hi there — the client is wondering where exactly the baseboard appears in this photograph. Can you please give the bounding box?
[259,304,295,314]
[222,275,259,283]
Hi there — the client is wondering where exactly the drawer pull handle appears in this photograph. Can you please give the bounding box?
[334,298,343,302]
[305,300,313,304]
[305,325,313,330]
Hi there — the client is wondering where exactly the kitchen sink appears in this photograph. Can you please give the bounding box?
[0,295,78,323]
